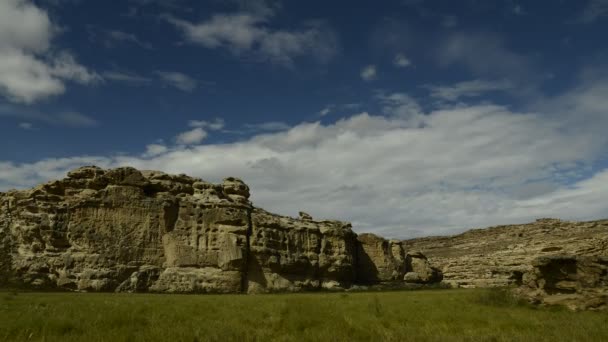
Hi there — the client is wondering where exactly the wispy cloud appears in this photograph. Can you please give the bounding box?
[425,79,514,101]
[578,0,608,23]
[0,104,98,127]
[188,118,225,130]
[102,71,152,85]
[105,30,153,49]
[155,71,198,92]
[244,121,290,132]
[360,65,377,81]
[18,122,34,130]
[164,4,339,66]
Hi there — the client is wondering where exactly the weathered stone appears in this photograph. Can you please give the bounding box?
[515,256,608,311]
[405,252,442,283]
[356,234,406,283]
[404,218,608,288]
[0,166,439,293]
[247,208,357,293]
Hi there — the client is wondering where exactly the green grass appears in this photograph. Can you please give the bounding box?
[0,289,607,342]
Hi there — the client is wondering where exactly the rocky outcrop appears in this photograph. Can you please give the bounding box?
[355,234,442,285]
[404,251,443,284]
[0,166,438,293]
[404,219,608,288]
[515,256,608,311]
[356,234,405,283]
[247,208,358,292]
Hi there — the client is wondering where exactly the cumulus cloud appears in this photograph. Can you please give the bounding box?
[175,127,208,145]
[164,6,339,65]
[155,71,198,92]
[143,144,168,157]
[360,65,377,81]
[2,75,608,239]
[0,0,99,103]
[426,79,514,101]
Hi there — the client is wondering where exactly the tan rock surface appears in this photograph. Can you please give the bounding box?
[404,218,608,288]
[0,165,436,293]
[515,256,608,310]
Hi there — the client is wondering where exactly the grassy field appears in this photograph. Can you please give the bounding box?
[0,289,607,342]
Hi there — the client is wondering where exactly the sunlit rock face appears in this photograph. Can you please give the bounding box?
[0,166,439,293]
[404,219,608,289]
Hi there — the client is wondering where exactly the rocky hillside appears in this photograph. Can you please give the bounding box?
[0,166,439,293]
[404,219,608,288]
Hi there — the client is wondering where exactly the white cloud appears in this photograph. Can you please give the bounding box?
[188,118,225,130]
[155,71,197,92]
[0,0,99,103]
[165,9,338,65]
[175,127,208,145]
[426,79,514,101]
[393,53,411,68]
[360,65,377,81]
[2,76,608,239]
[144,144,168,157]
[48,52,100,84]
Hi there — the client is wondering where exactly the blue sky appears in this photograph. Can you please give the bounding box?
[1,0,608,238]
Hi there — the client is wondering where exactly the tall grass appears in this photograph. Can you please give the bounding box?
[0,289,606,341]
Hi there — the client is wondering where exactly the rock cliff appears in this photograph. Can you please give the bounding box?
[0,166,439,293]
[404,219,608,288]
[515,256,608,311]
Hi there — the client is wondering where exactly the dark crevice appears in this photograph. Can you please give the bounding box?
[1,198,14,286]
[241,207,253,293]
[163,199,179,233]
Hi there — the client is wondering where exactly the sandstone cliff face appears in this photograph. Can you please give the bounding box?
[0,166,436,293]
[515,256,608,311]
[404,219,608,288]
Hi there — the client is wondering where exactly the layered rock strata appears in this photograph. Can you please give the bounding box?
[0,166,439,293]
[404,219,608,288]
[515,256,608,311]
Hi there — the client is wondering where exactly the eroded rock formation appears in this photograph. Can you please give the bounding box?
[404,219,608,288]
[0,166,439,293]
[515,256,608,311]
